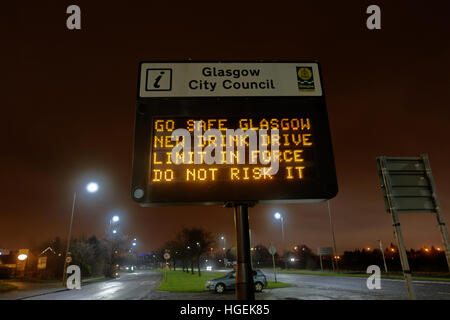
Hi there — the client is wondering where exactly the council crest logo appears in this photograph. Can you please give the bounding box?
[296,67,315,92]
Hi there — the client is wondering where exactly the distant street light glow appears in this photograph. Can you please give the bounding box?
[86,182,99,193]
[274,212,281,220]
[18,254,28,261]
[112,216,119,222]
[113,230,117,234]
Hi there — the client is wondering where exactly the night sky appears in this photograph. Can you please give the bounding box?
[2,1,450,255]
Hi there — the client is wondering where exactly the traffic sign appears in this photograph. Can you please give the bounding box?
[131,61,338,206]
[317,247,333,256]
[163,253,170,260]
[37,256,47,270]
[376,154,450,299]
[377,156,437,213]
[268,245,277,255]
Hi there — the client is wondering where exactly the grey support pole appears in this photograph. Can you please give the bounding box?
[62,192,76,286]
[319,254,323,272]
[327,200,339,272]
[233,203,255,300]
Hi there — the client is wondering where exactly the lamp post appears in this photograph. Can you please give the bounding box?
[221,236,226,250]
[220,236,226,264]
[109,214,120,276]
[378,239,388,273]
[327,201,339,272]
[274,212,287,269]
[62,182,98,286]
[131,239,138,270]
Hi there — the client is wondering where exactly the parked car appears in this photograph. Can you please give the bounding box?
[205,270,267,293]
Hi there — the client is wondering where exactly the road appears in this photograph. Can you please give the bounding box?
[261,270,450,300]
[1,270,449,300]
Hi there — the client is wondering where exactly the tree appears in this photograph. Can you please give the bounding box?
[294,244,317,269]
[252,244,272,267]
[176,227,215,276]
[164,240,184,271]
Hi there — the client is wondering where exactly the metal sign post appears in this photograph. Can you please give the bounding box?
[164,252,170,282]
[268,244,277,283]
[227,202,255,300]
[378,156,415,299]
[319,254,323,272]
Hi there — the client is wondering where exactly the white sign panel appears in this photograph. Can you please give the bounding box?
[138,62,323,98]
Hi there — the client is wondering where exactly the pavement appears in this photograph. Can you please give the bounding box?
[0,269,449,300]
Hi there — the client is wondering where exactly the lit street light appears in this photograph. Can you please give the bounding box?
[112,215,120,223]
[63,181,99,286]
[112,229,117,234]
[274,212,287,269]
[86,182,99,193]
[18,254,28,261]
[220,236,226,252]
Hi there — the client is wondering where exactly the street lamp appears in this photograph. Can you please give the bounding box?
[86,182,99,193]
[220,236,226,253]
[18,254,28,261]
[274,212,287,269]
[112,215,120,223]
[62,181,99,286]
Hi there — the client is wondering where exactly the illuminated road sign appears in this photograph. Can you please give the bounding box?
[132,61,338,206]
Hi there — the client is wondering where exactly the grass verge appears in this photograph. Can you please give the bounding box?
[157,270,226,292]
[266,281,291,289]
[157,269,291,292]
[0,282,18,293]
